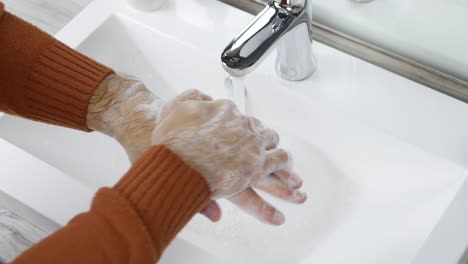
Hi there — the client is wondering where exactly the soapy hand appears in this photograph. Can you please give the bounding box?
[88,75,234,222]
[87,75,306,225]
[152,90,307,225]
[87,74,223,221]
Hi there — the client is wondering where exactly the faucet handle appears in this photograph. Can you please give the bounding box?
[221,0,316,81]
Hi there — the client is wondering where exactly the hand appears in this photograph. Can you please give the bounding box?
[86,74,223,221]
[152,90,307,225]
[87,75,306,224]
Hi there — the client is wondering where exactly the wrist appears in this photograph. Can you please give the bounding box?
[87,74,163,145]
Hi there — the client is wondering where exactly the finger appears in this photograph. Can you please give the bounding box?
[245,117,279,150]
[247,116,265,132]
[176,89,213,102]
[158,90,213,120]
[254,177,307,204]
[274,170,303,189]
[261,128,279,150]
[199,200,222,222]
[263,149,293,175]
[229,188,285,225]
[210,99,238,110]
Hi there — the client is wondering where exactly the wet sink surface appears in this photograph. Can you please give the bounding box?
[1,1,468,263]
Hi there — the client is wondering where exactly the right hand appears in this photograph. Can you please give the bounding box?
[152,90,307,225]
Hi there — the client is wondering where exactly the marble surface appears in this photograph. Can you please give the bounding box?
[0,163,61,262]
[0,210,47,263]
[2,0,91,34]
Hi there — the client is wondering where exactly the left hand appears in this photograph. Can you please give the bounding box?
[153,91,307,225]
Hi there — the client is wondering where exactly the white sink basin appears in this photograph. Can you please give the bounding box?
[2,0,468,263]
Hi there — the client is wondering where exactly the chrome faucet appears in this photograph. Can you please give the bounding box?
[221,0,317,81]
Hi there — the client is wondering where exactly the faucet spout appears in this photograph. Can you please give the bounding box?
[221,0,316,81]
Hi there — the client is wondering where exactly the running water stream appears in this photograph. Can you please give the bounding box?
[224,76,247,114]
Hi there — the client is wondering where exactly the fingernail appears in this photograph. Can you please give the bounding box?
[272,210,285,225]
[288,173,303,189]
[293,190,307,203]
[202,205,214,218]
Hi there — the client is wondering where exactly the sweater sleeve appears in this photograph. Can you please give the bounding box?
[12,145,212,264]
[0,2,112,131]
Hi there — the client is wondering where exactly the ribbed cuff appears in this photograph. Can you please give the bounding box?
[23,41,112,131]
[114,145,211,254]
[91,188,158,263]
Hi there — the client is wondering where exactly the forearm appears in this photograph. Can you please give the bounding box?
[12,189,156,264]
[0,2,112,130]
[13,145,211,264]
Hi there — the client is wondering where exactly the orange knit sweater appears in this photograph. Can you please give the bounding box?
[0,3,211,263]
